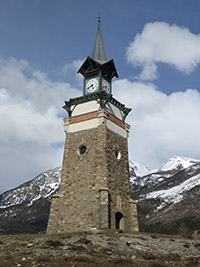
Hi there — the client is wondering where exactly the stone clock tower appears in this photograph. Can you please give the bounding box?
[47,18,138,233]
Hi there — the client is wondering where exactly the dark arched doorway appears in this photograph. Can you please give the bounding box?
[115,212,124,229]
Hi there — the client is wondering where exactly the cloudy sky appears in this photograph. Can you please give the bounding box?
[0,0,200,193]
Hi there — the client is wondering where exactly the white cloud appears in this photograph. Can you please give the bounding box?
[0,58,81,193]
[0,89,62,144]
[1,56,200,193]
[61,59,84,74]
[113,79,200,169]
[61,59,84,85]
[126,22,200,80]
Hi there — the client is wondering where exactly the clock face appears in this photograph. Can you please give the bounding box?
[102,79,110,94]
[85,78,99,93]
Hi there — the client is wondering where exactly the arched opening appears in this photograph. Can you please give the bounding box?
[115,212,124,230]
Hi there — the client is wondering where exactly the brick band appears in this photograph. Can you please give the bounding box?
[69,110,126,130]
[69,111,98,124]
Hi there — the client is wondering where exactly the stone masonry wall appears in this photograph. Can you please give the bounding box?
[105,127,135,231]
[47,114,138,233]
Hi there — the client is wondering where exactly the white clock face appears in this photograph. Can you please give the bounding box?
[86,78,99,93]
[102,79,110,93]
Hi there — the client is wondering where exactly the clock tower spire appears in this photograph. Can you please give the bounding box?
[92,16,107,63]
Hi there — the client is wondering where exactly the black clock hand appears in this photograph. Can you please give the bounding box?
[88,84,94,89]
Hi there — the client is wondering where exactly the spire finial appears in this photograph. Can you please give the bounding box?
[98,15,101,23]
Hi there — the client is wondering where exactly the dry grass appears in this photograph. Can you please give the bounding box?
[45,239,64,247]
[0,230,199,266]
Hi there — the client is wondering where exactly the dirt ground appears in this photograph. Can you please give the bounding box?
[0,229,200,267]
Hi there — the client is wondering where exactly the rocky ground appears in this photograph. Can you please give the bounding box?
[0,230,200,267]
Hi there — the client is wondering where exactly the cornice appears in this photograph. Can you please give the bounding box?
[63,91,131,122]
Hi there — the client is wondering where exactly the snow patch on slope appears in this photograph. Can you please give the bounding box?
[145,173,200,210]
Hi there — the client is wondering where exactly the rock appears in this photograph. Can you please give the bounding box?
[27,243,33,248]
[105,251,112,255]
[126,241,132,246]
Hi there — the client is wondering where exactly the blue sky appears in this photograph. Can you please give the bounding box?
[0,0,200,193]
[1,0,200,92]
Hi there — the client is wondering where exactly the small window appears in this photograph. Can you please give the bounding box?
[115,150,121,160]
[79,145,86,155]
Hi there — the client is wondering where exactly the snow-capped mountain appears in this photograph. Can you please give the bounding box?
[0,167,61,234]
[129,160,153,177]
[130,156,200,198]
[159,156,200,172]
[0,156,199,235]
[130,156,200,234]
[144,156,200,208]
[0,167,61,209]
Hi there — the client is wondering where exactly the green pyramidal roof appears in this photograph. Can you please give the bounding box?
[92,17,107,63]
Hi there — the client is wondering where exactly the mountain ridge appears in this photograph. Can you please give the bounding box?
[0,156,200,235]
[131,156,200,234]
